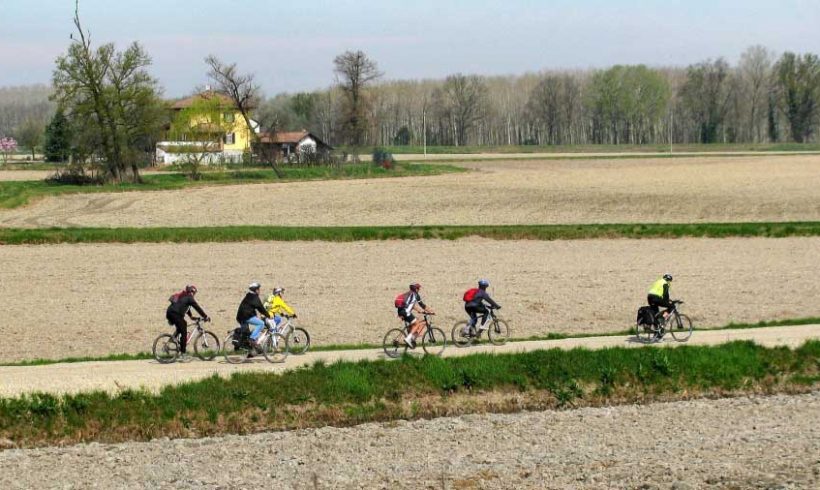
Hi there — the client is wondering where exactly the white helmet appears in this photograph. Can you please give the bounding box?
[249,282,261,291]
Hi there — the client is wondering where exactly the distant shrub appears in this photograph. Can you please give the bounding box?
[372,147,395,169]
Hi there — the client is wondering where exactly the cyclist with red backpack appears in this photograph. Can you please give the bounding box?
[166,285,210,361]
[395,283,434,348]
[462,279,501,335]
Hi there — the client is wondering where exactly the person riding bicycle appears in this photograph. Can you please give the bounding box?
[264,287,296,332]
[463,279,501,335]
[165,285,210,361]
[236,282,271,349]
[396,283,434,348]
[647,273,674,335]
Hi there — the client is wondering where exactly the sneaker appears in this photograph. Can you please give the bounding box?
[178,353,191,362]
[405,334,413,345]
[246,352,255,359]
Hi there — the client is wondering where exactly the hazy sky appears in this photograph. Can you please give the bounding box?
[2,0,819,97]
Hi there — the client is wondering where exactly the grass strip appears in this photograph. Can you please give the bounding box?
[0,340,817,447]
[372,142,820,154]
[2,316,817,368]
[3,221,820,245]
[0,163,464,209]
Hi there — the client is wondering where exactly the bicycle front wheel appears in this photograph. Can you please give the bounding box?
[193,330,221,361]
[669,314,693,342]
[152,334,179,364]
[383,328,408,358]
[422,326,447,356]
[261,333,289,363]
[488,318,510,346]
[286,327,311,355]
[223,331,252,364]
[451,321,474,348]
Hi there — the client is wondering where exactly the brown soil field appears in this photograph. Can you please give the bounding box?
[0,171,52,181]
[1,155,820,227]
[0,237,816,363]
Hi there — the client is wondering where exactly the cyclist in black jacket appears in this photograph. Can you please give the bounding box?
[236,282,270,344]
[166,285,210,360]
[464,279,501,334]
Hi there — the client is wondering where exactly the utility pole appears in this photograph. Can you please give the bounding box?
[422,104,427,158]
[669,109,674,154]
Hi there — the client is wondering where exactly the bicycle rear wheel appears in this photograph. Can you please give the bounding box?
[487,318,510,345]
[634,321,654,343]
[383,328,408,358]
[451,321,474,348]
[192,330,221,361]
[669,314,693,342]
[286,327,311,355]
[262,333,289,363]
[422,326,447,356]
[223,331,252,364]
[152,333,179,364]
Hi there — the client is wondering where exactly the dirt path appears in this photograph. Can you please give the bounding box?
[2,155,820,227]
[0,171,52,181]
[391,149,820,160]
[0,237,817,363]
[0,390,817,488]
[0,324,816,397]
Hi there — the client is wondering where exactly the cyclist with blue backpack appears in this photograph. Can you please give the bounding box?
[462,279,501,335]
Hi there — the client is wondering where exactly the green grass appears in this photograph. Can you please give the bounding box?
[3,316,817,368]
[1,340,817,447]
[3,221,820,245]
[374,142,820,155]
[0,163,464,209]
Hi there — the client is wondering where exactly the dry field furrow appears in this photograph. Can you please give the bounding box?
[1,392,817,488]
[0,237,817,363]
[1,155,820,227]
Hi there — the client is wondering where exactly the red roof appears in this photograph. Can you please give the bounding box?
[260,130,310,144]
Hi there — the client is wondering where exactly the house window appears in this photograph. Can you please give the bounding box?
[224,133,236,145]
[223,112,235,123]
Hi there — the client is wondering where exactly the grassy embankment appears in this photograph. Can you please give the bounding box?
[0,341,817,447]
[374,142,820,154]
[3,221,820,245]
[4,316,818,367]
[0,163,463,209]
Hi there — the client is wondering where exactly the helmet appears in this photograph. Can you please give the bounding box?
[185,284,198,295]
[663,273,673,282]
[409,283,421,292]
[478,279,489,288]
[249,282,261,291]
[273,287,285,295]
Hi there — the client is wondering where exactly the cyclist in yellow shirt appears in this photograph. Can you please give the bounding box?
[264,287,296,332]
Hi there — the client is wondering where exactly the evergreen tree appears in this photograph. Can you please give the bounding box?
[44,110,71,162]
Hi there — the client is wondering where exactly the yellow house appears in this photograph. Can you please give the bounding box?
[156,90,258,164]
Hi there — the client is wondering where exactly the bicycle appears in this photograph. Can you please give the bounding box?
[270,314,311,355]
[223,320,289,364]
[634,300,693,343]
[152,317,220,364]
[451,307,510,347]
[382,312,446,358]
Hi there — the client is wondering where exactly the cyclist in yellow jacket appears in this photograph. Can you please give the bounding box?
[647,274,674,326]
[264,287,296,332]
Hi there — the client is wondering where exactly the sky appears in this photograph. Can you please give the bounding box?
[1,0,819,97]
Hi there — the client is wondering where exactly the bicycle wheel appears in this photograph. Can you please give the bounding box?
[669,313,694,342]
[152,334,179,364]
[223,331,252,364]
[192,330,221,361]
[383,328,408,358]
[286,327,311,355]
[451,321,474,348]
[488,318,510,346]
[634,320,654,343]
[422,326,447,356]
[651,312,667,342]
[261,333,289,363]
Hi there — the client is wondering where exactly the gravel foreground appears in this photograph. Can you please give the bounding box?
[1,392,818,489]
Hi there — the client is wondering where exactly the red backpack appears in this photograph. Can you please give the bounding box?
[394,292,408,308]
[169,290,189,303]
[463,288,479,302]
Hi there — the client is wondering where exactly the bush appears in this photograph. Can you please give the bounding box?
[372,147,395,169]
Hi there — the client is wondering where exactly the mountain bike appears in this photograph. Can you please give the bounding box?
[223,321,289,364]
[451,307,509,347]
[152,317,220,363]
[270,314,311,355]
[634,300,693,342]
[382,313,446,358]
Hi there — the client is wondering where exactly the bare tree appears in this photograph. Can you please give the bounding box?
[437,74,487,146]
[205,55,283,176]
[739,46,775,142]
[333,50,382,151]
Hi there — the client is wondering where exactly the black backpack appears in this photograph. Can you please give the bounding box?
[636,306,654,326]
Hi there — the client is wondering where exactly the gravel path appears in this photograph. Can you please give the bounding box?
[2,155,820,227]
[0,325,816,397]
[0,237,817,363]
[1,391,817,489]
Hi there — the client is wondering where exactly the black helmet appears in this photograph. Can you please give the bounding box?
[663,273,673,282]
[478,279,489,288]
[185,284,198,294]
[409,283,421,292]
